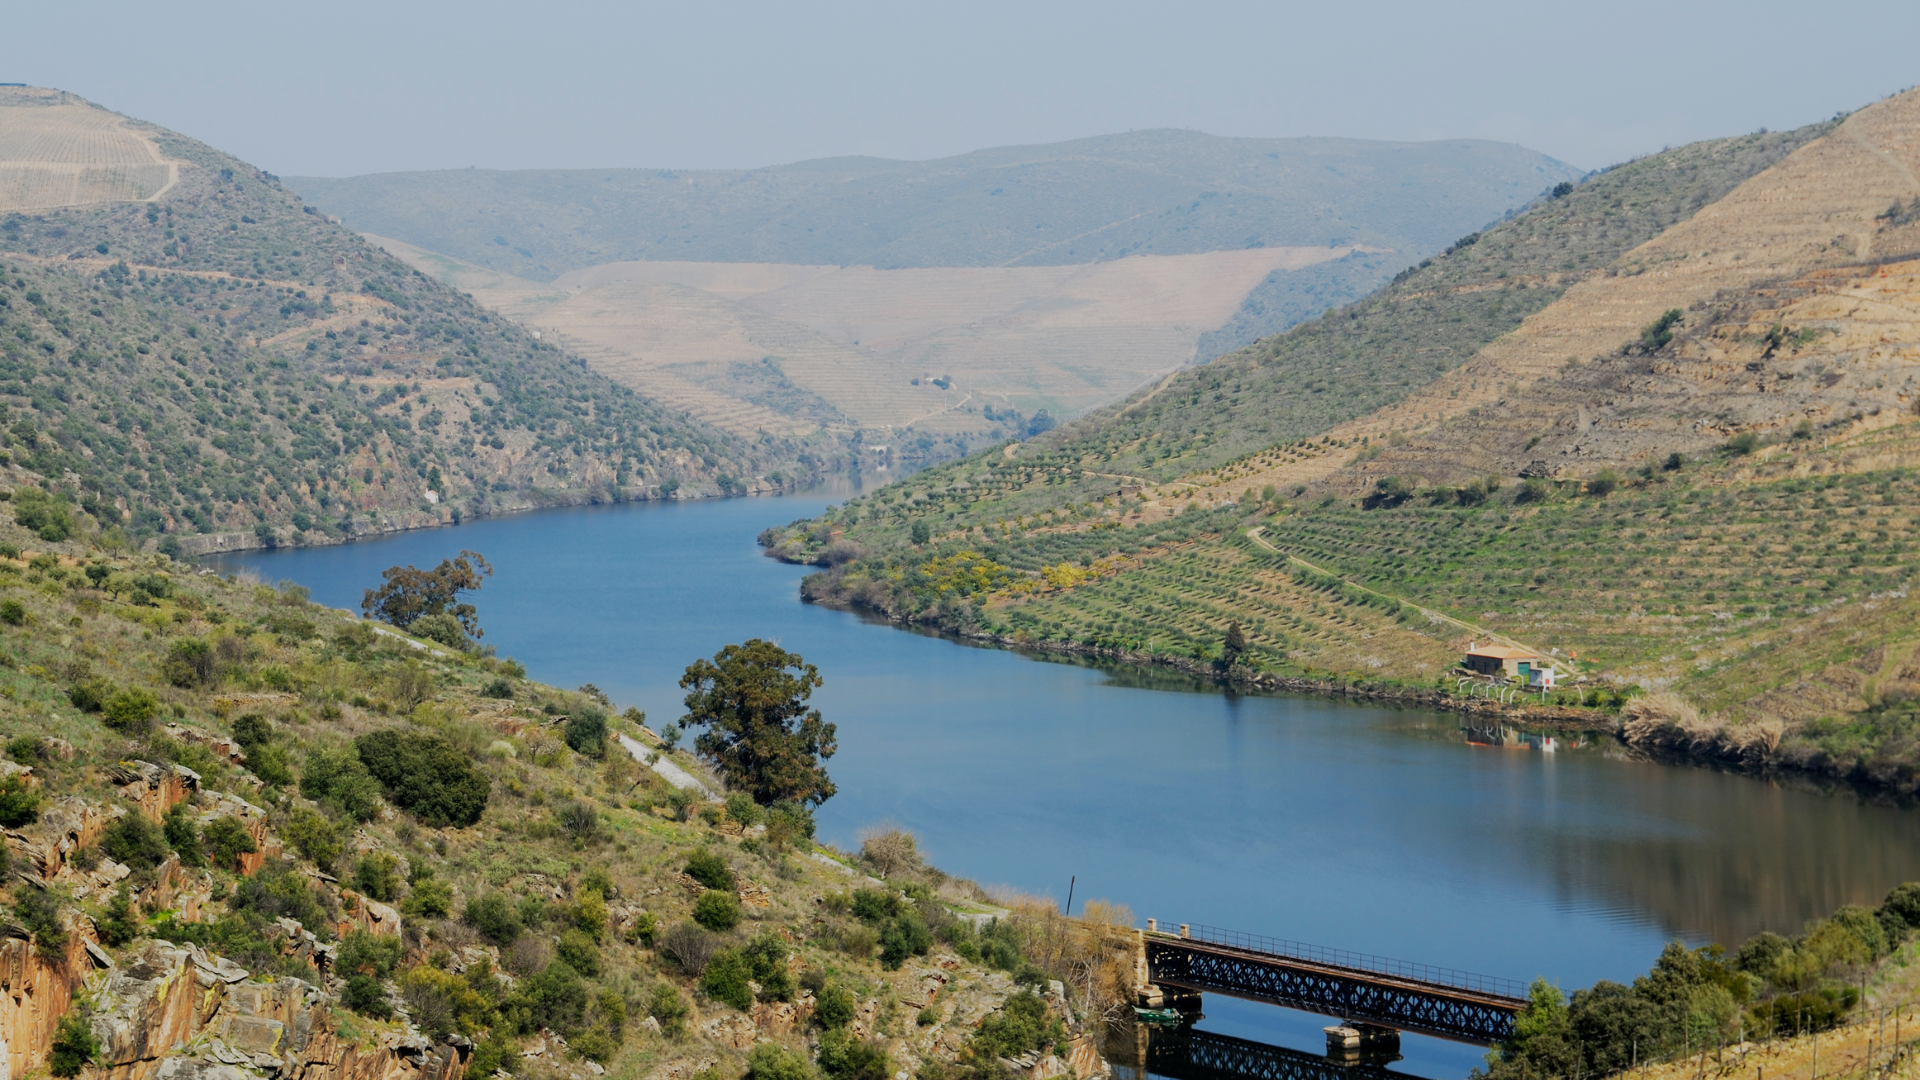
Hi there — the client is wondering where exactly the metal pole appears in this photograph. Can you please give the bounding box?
[1065,875,1076,918]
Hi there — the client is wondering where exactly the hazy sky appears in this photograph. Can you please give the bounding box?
[9,0,1917,177]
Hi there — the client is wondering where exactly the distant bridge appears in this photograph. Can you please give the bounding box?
[1137,923,1527,1046]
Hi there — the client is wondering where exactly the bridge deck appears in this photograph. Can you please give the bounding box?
[1144,927,1526,1045]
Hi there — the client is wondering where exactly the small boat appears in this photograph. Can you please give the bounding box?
[1134,1007,1184,1025]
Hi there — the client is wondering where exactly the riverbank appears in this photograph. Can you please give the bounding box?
[791,586,1920,807]
[171,480,795,557]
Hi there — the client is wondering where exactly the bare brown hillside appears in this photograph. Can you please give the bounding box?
[1186,88,1920,502]
[373,237,1357,441]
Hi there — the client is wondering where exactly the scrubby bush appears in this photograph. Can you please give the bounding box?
[402,877,453,919]
[557,928,603,977]
[565,706,608,758]
[693,888,741,931]
[355,729,489,827]
[337,930,403,1017]
[163,803,202,866]
[814,985,856,1029]
[301,746,383,822]
[103,689,159,733]
[816,1028,891,1080]
[744,928,795,1001]
[103,811,169,870]
[164,638,215,687]
[203,816,257,870]
[283,807,345,872]
[353,852,402,902]
[464,892,521,946]
[0,774,42,827]
[13,487,73,542]
[658,921,719,976]
[700,947,754,1011]
[48,1011,96,1077]
[747,1043,816,1080]
[685,848,735,890]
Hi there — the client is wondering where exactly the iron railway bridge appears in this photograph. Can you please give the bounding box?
[1140,923,1527,1046]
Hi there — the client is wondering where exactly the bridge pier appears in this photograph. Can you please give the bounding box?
[1135,923,1204,1013]
[1323,1023,1401,1062]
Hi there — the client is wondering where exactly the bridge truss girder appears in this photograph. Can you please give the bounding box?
[1145,941,1518,1045]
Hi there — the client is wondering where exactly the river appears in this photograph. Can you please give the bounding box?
[214,494,1920,1079]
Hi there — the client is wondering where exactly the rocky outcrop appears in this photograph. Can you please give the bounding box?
[0,919,99,1080]
[109,762,199,821]
[89,942,467,1080]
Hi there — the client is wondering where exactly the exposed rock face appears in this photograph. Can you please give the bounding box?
[110,762,200,821]
[89,942,467,1080]
[0,924,97,1079]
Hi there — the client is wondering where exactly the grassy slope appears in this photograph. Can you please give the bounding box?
[0,102,829,554]
[0,498,1076,1080]
[288,132,1577,276]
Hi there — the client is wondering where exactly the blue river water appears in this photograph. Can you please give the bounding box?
[214,494,1920,1078]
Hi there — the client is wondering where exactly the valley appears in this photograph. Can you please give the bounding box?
[766,88,1920,798]
[375,237,1363,444]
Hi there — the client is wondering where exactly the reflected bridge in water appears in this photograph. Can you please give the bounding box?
[1112,1024,1435,1080]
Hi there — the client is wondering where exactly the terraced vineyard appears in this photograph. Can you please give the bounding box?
[0,87,178,211]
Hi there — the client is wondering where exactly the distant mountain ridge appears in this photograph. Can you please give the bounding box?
[288,130,1578,279]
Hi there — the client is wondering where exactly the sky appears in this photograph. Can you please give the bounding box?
[8,0,1919,178]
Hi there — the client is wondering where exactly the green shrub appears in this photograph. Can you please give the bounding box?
[849,888,900,923]
[163,638,214,687]
[747,1043,816,1080]
[970,991,1059,1061]
[97,882,140,946]
[283,807,345,872]
[693,889,741,931]
[338,930,403,1017]
[48,1011,96,1077]
[557,927,603,977]
[565,706,608,758]
[685,849,735,890]
[744,928,795,1001]
[163,803,203,866]
[66,679,109,713]
[816,1028,891,1080]
[354,729,488,828]
[521,959,590,1035]
[103,812,169,870]
[647,981,689,1035]
[481,677,514,699]
[103,689,159,733]
[410,613,471,651]
[301,746,383,822]
[353,852,402,902]
[17,886,66,949]
[203,816,257,870]
[0,774,42,827]
[814,985,856,1029]
[626,910,659,947]
[1639,308,1683,352]
[879,910,933,970]
[0,599,23,625]
[464,892,521,945]
[700,947,754,1011]
[1585,470,1621,498]
[13,488,73,542]
[725,791,765,828]
[401,877,453,919]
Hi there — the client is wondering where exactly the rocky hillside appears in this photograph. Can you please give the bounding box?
[0,498,1121,1080]
[761,88,1920,795]
[0,86,831,557]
